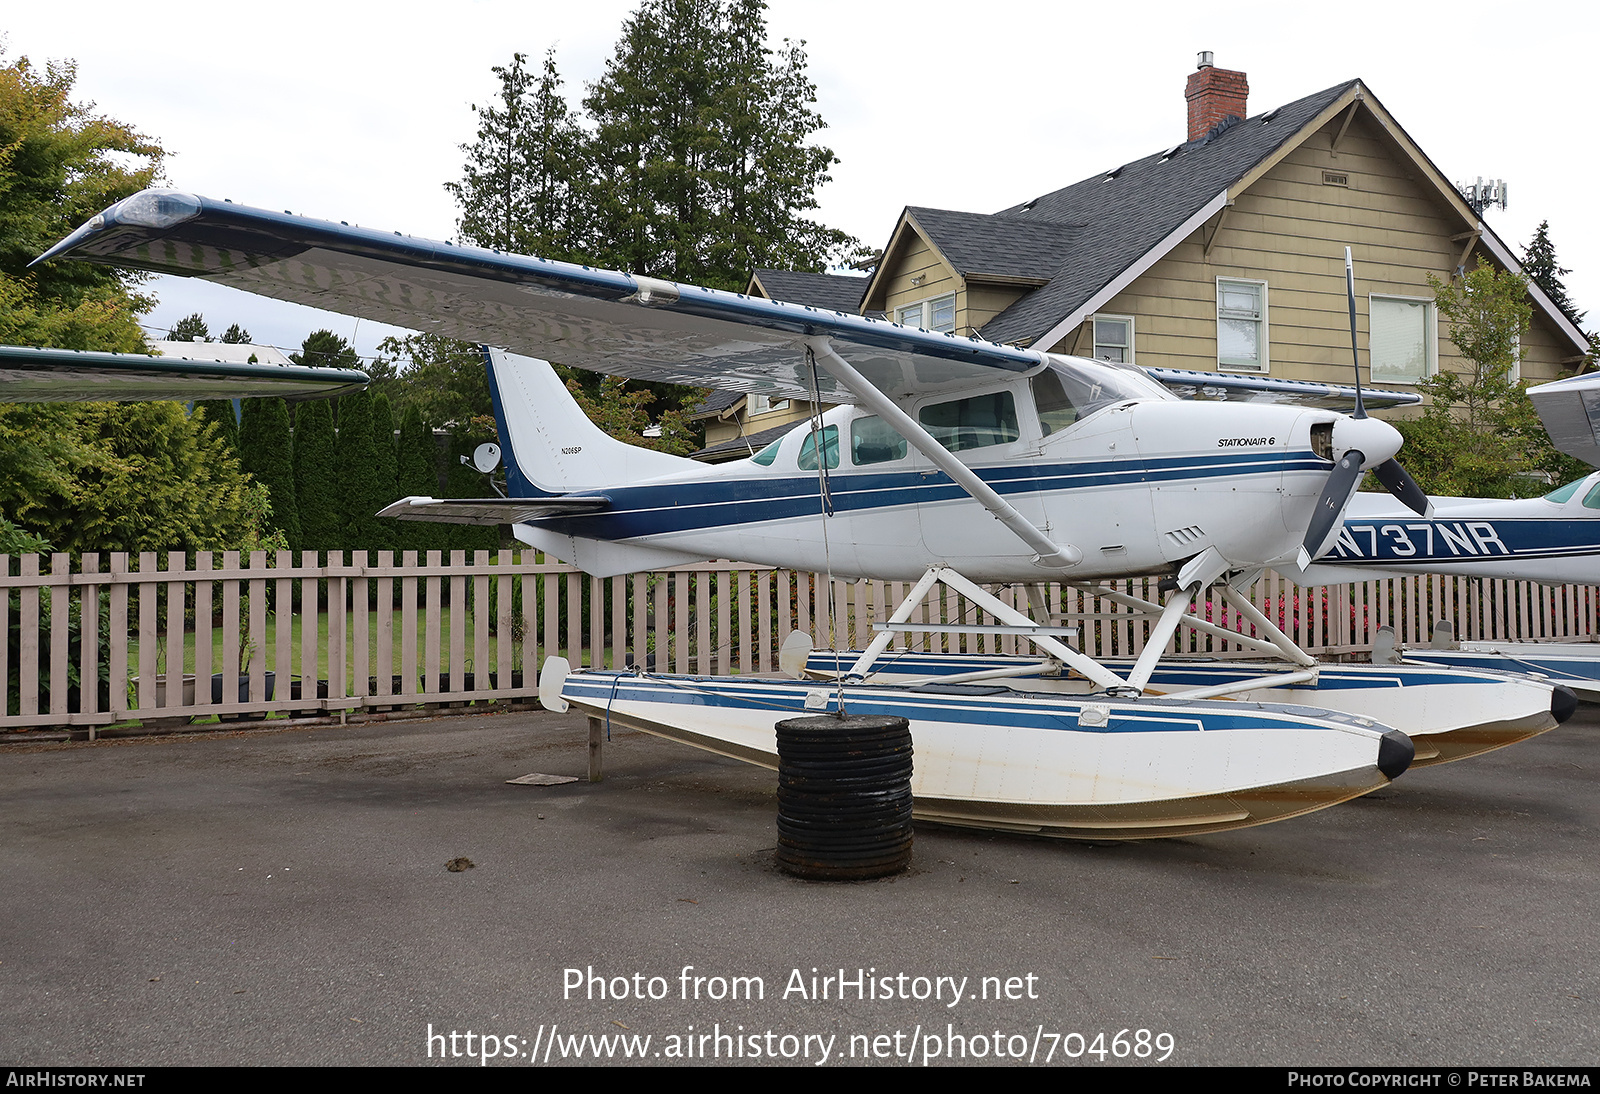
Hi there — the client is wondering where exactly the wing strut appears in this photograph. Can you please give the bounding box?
[805,337,1082,570]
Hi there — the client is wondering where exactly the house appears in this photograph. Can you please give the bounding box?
[718,57,1586,449]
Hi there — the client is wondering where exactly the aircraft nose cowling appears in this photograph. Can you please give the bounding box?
[1331,415,1402,470]
[1378,730,1414,780]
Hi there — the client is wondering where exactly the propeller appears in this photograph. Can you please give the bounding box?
[1299,249,1434,564]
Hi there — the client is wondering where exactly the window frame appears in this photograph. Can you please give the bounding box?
[895,292,958,334]
[1367,293,1437,386]
[1090,314,1135,364]
[746,393,791,416]
[1216,277,1269,373]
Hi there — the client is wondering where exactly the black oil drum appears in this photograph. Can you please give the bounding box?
[774,713,913,880]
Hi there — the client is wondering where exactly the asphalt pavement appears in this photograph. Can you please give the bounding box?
[2,704,1596,1067]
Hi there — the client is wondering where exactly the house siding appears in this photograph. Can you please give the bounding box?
[1048,112,1573,393]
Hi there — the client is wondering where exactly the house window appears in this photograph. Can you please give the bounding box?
[1217,278,1267,372]
[747,393,790,416]
[896,293,957,334]
[1091,315,1134,363]
[1369,296,1435,384]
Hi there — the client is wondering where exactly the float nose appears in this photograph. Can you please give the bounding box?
[1377,730,1414,780]
[1551,685,1579,725]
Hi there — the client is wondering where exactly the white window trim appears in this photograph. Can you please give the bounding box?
[1368,293,1437,386]
[1089,313,1135,364]
[895,291,958,334]
[1216,277,1269,373]
[746,393,791,417]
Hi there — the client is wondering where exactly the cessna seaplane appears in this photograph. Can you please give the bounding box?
[36,188,1578,838]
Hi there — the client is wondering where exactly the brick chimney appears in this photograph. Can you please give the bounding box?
[1185,52,1248,141]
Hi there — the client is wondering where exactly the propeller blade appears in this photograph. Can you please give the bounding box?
[1373,458,1434,517]
[1301,449,1366,565]
[1345,247,1367,420]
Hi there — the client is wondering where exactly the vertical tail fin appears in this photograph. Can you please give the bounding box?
[482,347,701,496]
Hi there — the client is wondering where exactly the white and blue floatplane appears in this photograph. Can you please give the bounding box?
[37,191,1580,837]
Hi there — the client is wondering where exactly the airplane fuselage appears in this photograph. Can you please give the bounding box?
[517,376,1346,582]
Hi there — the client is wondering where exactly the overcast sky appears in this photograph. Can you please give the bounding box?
[8,0,1596,363]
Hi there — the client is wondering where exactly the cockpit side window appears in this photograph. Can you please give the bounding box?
[851,415,907,465]
[1583,481,1600,510]
[917,391,1019,452]
[750,438,781,466]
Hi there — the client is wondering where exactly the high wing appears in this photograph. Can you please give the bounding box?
[1146,367,1421,411]
[37,189,1047,405]
[1528,372,1600,468]
[0,344,368,402]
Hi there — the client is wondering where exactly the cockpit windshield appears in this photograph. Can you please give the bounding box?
[1032,357,1173,436]
[1544,474,1600,507]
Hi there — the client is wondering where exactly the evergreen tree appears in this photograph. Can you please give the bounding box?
[0,401,254,556]
[446,50,590,260]
[1522,220,1585,327]
[219,323,251,344]
[293,400,338,551]
[396,402,444,557]
[167,312,209,341]
[194,400,238,454]
[291,329,362,371]
[238,396,300,550]
[334,389,381,550]
[371,392,400,554]
[583,0,856,289]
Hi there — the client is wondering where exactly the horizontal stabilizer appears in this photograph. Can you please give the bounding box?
[379,495,609,526]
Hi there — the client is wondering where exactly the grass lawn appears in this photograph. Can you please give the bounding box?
[128,609,605,687]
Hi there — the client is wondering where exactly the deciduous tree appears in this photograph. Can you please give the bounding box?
[1394,263,1587,497]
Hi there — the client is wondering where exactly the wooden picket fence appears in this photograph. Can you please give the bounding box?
[3,550,1598,734]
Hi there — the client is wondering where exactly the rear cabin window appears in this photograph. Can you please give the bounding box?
[917,392,1019,452]
[850,416,907,465]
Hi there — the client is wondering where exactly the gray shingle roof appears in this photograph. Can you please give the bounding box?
[750,269,869,313]
[687,387,742,419]
[904,207,1084,285]
[915,81,1359,346]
